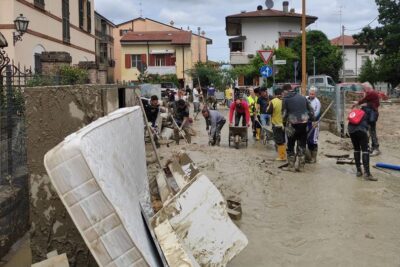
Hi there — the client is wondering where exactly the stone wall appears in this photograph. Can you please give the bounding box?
[24,84,137,266]
[40,52,72,76]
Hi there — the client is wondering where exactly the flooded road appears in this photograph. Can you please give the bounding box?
[158,105,400,267]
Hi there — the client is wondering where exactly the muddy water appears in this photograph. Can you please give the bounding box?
[158,106,400,267]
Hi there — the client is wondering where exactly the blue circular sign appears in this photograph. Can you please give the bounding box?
[260,65,273,78]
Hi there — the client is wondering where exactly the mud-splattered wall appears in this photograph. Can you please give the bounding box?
[24,85,136,266]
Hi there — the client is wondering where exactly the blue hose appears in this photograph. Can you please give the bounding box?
[375,162,400,171]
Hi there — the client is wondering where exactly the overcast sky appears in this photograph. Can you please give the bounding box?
[95,0,379,62]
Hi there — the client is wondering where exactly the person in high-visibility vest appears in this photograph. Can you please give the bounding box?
[267,88,286,161]
[247,88,260,139]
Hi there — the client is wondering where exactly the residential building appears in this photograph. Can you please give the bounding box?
[95,11,115,83]
[113,17,212,87]
[331,35,377,82]
[0,0,95,72]
[225,1,317,85]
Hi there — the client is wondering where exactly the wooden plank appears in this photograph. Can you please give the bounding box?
[156,171,172,203]
[31,253,69,267]
[168,161,187,189]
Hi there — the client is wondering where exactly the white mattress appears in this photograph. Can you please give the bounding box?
[44,107,159,267]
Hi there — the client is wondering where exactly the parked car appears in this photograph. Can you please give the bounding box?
[308,75,336,91]
[336,82,388,100]
[160,82,178,98]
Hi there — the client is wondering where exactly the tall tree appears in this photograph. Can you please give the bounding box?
[291,30,343,81]
[358,58,380,87]
[353,0,400,88]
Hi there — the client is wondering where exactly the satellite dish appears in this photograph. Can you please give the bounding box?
[265,0,274,9]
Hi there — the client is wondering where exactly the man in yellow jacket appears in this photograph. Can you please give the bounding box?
[247,88,261,140]
[267,88,287,161]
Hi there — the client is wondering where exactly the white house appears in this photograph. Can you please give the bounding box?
[225,1,317,85]
[331,35,377,82]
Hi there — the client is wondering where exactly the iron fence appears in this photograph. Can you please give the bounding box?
[0,50,31,186]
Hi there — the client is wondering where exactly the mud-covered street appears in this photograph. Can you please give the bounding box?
[155,103,400,267]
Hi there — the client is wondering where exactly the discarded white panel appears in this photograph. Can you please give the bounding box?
[152,174,248,266]
[31,253,69,267]
[44,107,160,267]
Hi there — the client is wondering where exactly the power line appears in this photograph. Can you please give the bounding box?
[346,15,378,31]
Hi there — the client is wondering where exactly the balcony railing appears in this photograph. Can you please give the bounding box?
[146,66,176,75]
[95,30,114,43]
[230,52,253,65]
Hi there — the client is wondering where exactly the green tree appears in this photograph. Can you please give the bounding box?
[291,30,343,81]
[358,58,380,87]
[353,0,400,88]
[187,62,224,90]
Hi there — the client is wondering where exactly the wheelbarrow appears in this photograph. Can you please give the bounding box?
[228,126,248,149]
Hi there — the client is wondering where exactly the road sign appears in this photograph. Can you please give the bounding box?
[274,60,286,65]
[257,50,274,64]
[260,65,273,78]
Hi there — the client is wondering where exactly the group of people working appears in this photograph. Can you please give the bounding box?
[142,81,381,180]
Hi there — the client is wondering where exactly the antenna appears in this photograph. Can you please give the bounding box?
[139,0,143,17]
[265,0,274,9]
[338,4,343,37]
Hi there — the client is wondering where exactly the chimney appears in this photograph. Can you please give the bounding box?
[290,8,295,13]
[240,10,246,13]
[257,5,263,11]
[283,1,289,13]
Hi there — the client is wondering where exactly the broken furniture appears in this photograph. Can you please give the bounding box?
[44,107,248,267]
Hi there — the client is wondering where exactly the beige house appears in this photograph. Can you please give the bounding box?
[113,17,212,87]
[0,0,95,72]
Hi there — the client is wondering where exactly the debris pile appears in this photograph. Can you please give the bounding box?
[43,107,247,267]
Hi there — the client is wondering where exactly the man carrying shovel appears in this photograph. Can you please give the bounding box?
[306,87,321,163]
[173,99,191,145]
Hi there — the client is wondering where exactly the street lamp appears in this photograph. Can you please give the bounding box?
[13,14,29,45]
[0,32,8,48]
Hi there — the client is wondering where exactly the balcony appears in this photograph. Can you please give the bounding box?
[146,66,176,75]
[230,52,254,65]
[95,30,114,43]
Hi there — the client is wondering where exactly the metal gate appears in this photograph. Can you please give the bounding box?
[0,48,32,186]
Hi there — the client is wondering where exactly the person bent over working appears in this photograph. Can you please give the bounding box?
[173,99,191,144]
[142,95,166,148]
[202,108,226,146]
[229,96,250,127]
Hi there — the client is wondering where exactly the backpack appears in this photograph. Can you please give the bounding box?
[348,109,365,125]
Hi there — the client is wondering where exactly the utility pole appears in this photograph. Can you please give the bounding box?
[313,56,316,84]
[301,0,307,95]
[342,25,346,83]
[197,27,201,63]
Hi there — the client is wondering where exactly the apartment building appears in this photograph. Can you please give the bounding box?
[95,11,115,83]
[0,0,96,71]
[114,17,212,87]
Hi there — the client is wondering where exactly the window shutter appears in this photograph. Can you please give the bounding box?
[79,0,84,28]
[141,54,147,65]
[171,56,176,66]
[166,54,173,66]
[125,54,131,69]
[149,54,155,66]
[87,0,91,33]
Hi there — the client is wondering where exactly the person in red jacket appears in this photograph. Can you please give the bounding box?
[356,82,381,156]
[229,96,250,127]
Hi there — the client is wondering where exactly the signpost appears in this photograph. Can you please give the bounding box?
[260,65,273,78]
[257,50,273,64]
[274,60,286,65]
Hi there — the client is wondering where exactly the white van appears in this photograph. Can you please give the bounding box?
[308,75,336,91]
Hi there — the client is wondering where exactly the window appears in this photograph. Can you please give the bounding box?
[361,56,369,66]
[327,77,335,86]
[62,0,70,43]
[155,55,166,66]
[231,42,243,52]
[120,29,130,36]
[131,55,142,68]
[79,0,91,33]
[99,43,108,64]
[34,0,45,9]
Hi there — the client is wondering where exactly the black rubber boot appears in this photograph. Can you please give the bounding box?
[354,151,362,177]
[362,152,377,181]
